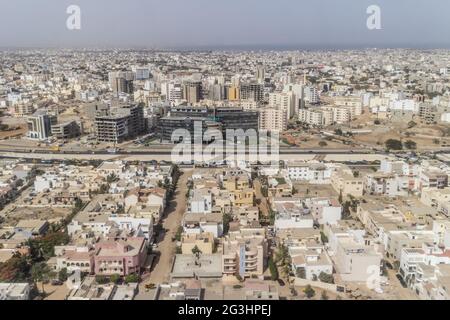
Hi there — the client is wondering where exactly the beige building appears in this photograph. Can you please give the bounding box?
[222,228,268,277]
[259,107,288,132]
[181,232,215,255]
[331,165,364,197]
[334,237,382,283]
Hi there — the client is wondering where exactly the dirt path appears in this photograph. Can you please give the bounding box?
[142,169,192,285]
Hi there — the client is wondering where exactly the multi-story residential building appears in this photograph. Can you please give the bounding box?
[94,236,147,276]
[290,245,333,281]
[331,165,364,198]
[303,197,342,225]
[183,81,203,104]
[286,162,332,184]
[268,92,295,119]
[334,237,382,283]
[55,246,95,274]
[299,108,328,127]
[109,71,134,96]
[419,169,448,190]
[421,188,450,217]
[182,212,224,238]
[240,83,264,102]
[273,202,314,231]
[365,172,408,197]
[399,243,450,286]
[333,95,363,117]
[259,107,288,132]
[14,104,34,117]
[222,228,268,277]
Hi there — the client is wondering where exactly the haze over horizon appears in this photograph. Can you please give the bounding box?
[1,0,449,49]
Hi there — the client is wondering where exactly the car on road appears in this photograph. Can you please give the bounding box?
[51,279,63,286]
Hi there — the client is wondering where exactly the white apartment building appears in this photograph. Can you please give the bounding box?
[268,92,295,119]
[274,202,314,231]
[333,95,363,118]
[334,237,382,284]
[286,162,333,184]
[259,107,287,132]
[290,246,333,281]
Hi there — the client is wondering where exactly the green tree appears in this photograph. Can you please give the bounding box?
[31,262,52,294]
[174,226,184,242]
[191,245,202,256]
[320,231,329,244]
[321,290,329,300]
[95,275,109,284]
[58,268,68,282]
[318,272,334,284]
[106,173,119,183]
[403,140,417,150]
[268,257,279,281]
[318,141,328,147]
[0,253,30,282]
[385,139,403,151]
[223,213,233,234]
[407,121,417,129]
[303,285,316,299]
[28,231,70,262]
[110,274,121,284]
[269,209,276,225]
[125,273,139,283]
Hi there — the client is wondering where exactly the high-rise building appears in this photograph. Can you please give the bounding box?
[304,86,320,104]
[240,83,264,102]
[268,92,295,119]
[161,81,183,103]
[133,67,151,80]
[283,83,305,111]
[95,104,145,143]
[183,81,203,104]
[109,71,134,96]
[227,86,240,101]
[259,108,288,132]
[208,84,225,101]
[26,111,57,140]
[256,66,265,84]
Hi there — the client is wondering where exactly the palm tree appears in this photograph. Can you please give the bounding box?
[106,173,119,183]
[31,262,52,295]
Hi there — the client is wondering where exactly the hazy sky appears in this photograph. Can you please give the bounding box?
[1,0,449,49]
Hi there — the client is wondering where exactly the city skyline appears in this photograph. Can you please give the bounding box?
[1,0,450,49]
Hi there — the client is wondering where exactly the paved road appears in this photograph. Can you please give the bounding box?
[0,151,399,163]
[141,169,192,286]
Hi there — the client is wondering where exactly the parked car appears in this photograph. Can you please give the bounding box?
[51,279,63,286]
